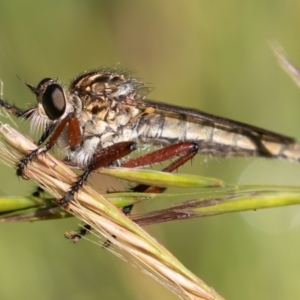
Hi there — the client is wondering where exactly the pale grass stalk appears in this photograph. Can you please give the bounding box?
[271,41,300,88]
[0,123,224,300]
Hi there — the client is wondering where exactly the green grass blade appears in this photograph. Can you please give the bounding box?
[99,167,224,188]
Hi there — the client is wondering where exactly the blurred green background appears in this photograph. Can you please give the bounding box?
[1,1,300,299]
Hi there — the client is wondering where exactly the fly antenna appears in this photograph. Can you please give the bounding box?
[16,75,39,96]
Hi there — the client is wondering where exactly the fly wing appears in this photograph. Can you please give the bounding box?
[138,99,295,145]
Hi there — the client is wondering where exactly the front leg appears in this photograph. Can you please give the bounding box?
[17,113,81,178]
[0,97,34,118]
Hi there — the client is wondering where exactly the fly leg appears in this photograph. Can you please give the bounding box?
[0,98,32,118]
[62,142,137,244]
[17,114,81,178]
[95,142,198,247]
[59,141,137,205]
[121,142,199,215]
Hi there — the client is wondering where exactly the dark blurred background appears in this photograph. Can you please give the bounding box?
[1,1,300,299]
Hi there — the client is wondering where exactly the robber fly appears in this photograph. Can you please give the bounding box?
[1,69,300,207]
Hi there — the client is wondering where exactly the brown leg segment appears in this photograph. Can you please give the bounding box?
[60,141,137,204]
[121,142,198,214]
[17,114,82,177]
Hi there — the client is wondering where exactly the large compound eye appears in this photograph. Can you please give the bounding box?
[42,84,66,120]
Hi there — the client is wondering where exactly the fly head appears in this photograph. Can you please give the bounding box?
[35,78,67,121]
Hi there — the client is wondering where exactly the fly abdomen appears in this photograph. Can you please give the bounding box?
[260,140,300,162]
[137,113,300,161]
